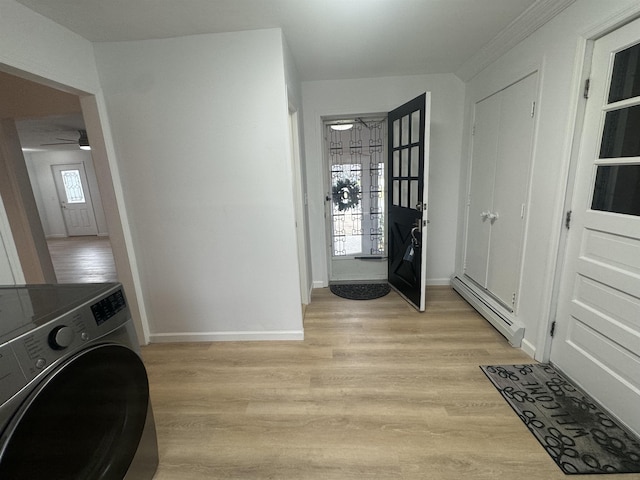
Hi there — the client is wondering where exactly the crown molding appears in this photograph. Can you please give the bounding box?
[455,0,576,82]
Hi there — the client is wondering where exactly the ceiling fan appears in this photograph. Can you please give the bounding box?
[41,130,91,150]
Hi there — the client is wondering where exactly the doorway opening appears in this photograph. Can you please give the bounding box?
[324,116,387,283]
[0,72,116,285]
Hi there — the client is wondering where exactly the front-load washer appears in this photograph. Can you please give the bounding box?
[0,282,158,479]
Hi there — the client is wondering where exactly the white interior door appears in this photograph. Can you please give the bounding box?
[465,93,500,286]
[486,73,537,308]
[551,18,640,436]
[52,163,98,236]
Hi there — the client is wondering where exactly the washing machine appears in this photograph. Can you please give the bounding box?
[0,282,158,479]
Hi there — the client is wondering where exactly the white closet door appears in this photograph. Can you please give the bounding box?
[487,72,537,309]
[465,93,500,287]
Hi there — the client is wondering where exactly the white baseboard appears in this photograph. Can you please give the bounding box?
[521,338,536,359]
[149,330,304,343]
[45,234,67,239]
[313,280,327,288]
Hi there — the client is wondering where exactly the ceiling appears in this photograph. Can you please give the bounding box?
[11,0,573,151]
[16,114,87,152]
[14,0,539,81]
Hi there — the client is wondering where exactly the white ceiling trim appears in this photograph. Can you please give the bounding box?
[455,0,576,82]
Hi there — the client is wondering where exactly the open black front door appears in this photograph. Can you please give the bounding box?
[387,93,430,311]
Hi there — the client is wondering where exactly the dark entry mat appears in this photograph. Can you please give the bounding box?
[481,364,640,474]
[329,283,390,300]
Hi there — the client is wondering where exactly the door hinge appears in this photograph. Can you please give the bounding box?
[530,101,536,118]
[472,124,476,136]
[583,78,590,99]
[550,321,557,338]
[565,210,572,229]
[511,292,516,305]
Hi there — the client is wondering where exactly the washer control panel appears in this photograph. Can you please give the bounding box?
[4,286,130,389]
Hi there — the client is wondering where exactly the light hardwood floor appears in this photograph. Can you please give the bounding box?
[140,288,640,480]
[47,236,117,283]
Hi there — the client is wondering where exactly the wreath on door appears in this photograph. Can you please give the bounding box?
[332,178,361,211]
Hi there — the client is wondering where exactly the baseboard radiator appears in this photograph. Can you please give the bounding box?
[451,275,525,347]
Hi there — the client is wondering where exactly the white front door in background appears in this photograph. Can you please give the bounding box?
[52,163,98,236]
[551,17,640,436]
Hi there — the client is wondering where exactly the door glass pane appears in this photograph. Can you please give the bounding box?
[60,170,86,204]
[410,146,419,176]
[599,105,640,158]
[401,180,409,207]
[393,119,400,148]
[393,150,400,177]
[393,180,400,206]
[410,180,419,209]
[608,42,640,103]
[591,164,640,216]
[401,115,409,146]
[411,110,420,143]
[401,149,409,177]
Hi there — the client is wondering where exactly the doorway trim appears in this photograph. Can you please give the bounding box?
[288,99,311,307]
[80,93,151,343]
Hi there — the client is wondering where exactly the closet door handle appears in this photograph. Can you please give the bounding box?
[487,212,499,222]
[481,211,490,220]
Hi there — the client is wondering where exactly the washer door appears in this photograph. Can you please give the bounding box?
[0,344,149,480]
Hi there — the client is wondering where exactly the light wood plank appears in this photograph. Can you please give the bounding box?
[46,236,117,283]
[142,287,639,480]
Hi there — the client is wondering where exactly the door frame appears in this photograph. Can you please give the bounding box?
[288,100,311,306]
[322,113,388,283]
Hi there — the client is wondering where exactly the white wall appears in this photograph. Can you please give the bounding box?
[25,150,108,237]
[93,29,304,341]
[0,0,100,94]
[455,0,640,358]
[302,74,465,287]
